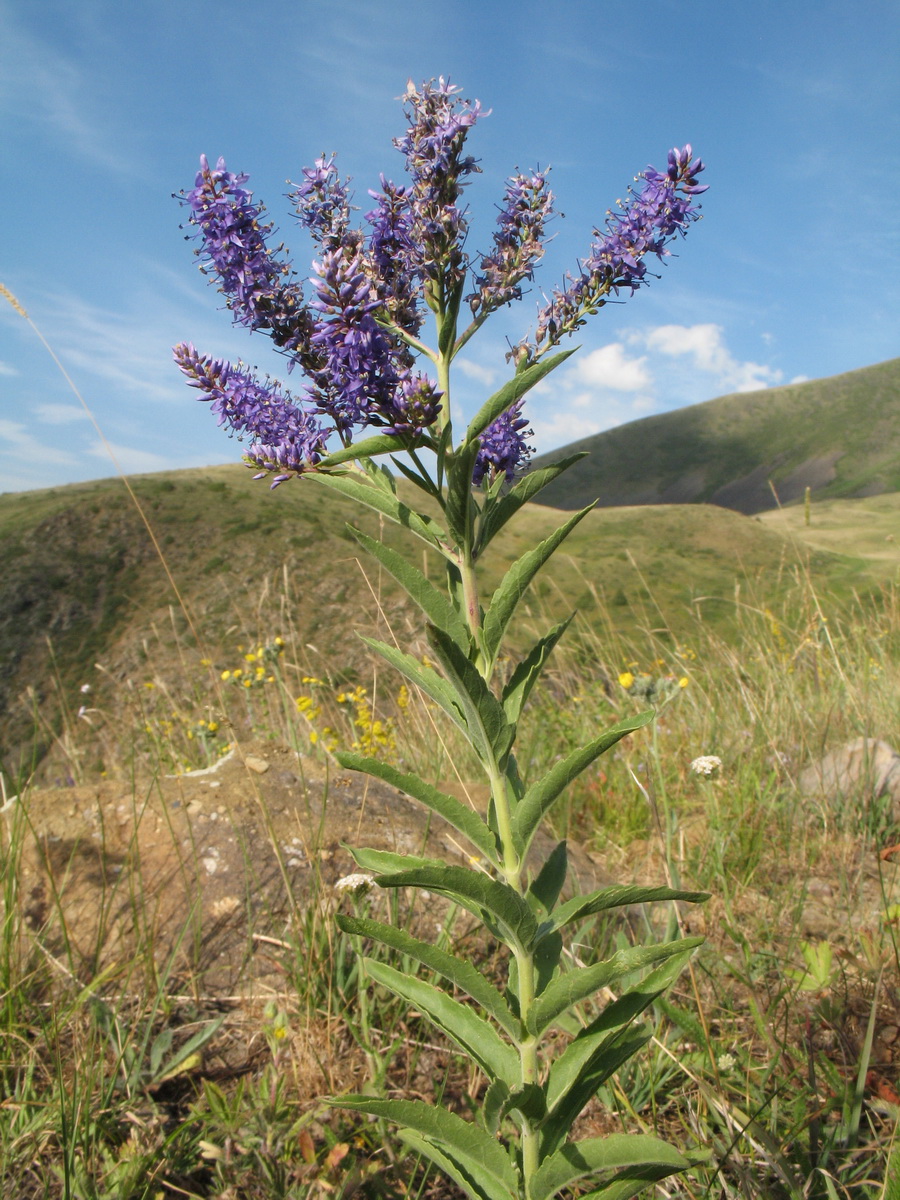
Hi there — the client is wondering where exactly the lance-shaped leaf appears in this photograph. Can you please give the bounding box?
[540,1027,653,1160]
[375,865,537,950]
[332,1098,520,1200]
[313,472,448,551]
[359,636,470,741]
[465,348,575,445]
[545,950,701,1117]
[335,752,499,864]
[502,615,574,725]
[317,433,416,468]
[527,938,703,1035]
[347,528,470,651]
[538,884,710,940]
[531,1134,689,1200]
[399,1129,509,1200]
[528,840,569,916]
[426,625,514,765]
[444,440,481,548]
[482,508,592,664]
[347,847,446,875]
[337,915,518,1036]
[475,452,588,556]
[511,711,655,858]
[363,959,519,1085]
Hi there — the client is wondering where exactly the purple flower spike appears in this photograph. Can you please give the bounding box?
[291,155,354,250]
[173,342,330,482]
[471,169,555,317]
[308,248,401,432]
[516,145,706,363]
[180,156,308,357]
[472,398,533,485]
[394,78,486,286]
[378,373,443,435]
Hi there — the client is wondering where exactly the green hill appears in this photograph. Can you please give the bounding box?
[2,464,894,784]
[530,357,900,513]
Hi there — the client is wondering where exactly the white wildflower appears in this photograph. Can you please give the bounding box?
[334,872,375,896]
[717,1052,736,1072]
[690,755,722,776]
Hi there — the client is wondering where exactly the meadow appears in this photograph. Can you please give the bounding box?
[2,475,900,1199]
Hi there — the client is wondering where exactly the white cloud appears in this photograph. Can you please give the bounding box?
[530,410,606,448]
[34,402,91,425]
[455,358,498,387]
[788,374,810,385]
[641,323,783,393]
[86,439,173,476]
[0,360,18,376]
[574,343,651,392]
[0,418,78,466]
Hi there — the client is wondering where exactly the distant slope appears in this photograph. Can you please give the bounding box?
[0,465,886,783]
[530,358,900,514]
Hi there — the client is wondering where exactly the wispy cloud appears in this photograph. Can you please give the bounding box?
[573,344,651,392]
[86,438,174,475]
[0,360,19,377]
[34,403,91,425]
[0,8,133,176]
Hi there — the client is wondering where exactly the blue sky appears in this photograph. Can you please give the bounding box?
[2,0,898,493]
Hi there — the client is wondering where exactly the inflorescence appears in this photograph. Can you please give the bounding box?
[175,78,705,487]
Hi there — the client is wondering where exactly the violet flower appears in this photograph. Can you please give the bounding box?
[470,170,555,317]
[180,155,308,357]
[515,145,707,364]
[173,343,330,484]
[472,398,533,485]
[394,78,484,287]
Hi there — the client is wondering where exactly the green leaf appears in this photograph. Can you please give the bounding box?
[317,433,412,468]
[576,1169,689,1200]
[481,1078,510,1135]
[331,1097,520,1198]
[426,625,514,765]
[534,929,564,997]
[363,959,519,1084]
[335,752,499,864]
[501,616,574,725]
[541,884,710,939]
[540,1027,652,1159]
[347,527,470,651]
[445,441,481,548]
[531,1134,689,1200]
[528,840,569,916]
[482,507,593,664]
[511,711,655,858]
[375,865,537,950]
[347,847,446,875]
[312,472,447,550]
[359,636,470,740]
[336,915,518,1036]
[527,939,704,1035]
[398,1130,504,1200]
[476,453,589,555]
[465,348,576,445]
[546,951,699,1114]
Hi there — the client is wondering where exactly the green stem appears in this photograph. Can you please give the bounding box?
[515,946,540,1196]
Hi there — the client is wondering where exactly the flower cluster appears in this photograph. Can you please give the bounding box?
[516,145,707,364]
[176,81,704,490]
[173,344,330,483]
[181,155,308,355]
[690,754,723,776]
[470,170,555,317]
[472,398,534,485]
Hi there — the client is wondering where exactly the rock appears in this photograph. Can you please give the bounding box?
[799,738,900,820]
[243,754,270,774]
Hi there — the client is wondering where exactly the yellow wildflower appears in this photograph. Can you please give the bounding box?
[618,671,635,689]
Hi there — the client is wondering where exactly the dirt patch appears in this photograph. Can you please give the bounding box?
[4,740,613,995]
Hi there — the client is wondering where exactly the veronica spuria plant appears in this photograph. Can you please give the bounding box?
[175,78,709,1200]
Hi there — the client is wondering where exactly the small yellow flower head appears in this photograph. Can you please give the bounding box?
[207,721,219,733]
[221,670,231,681]
[200,657,211,667]
[678,676,689,688]
[618,671,635,689]
[244,652,257,663]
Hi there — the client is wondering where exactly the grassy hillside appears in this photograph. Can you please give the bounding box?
[0,462,890,784]
[530,357,900,513]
